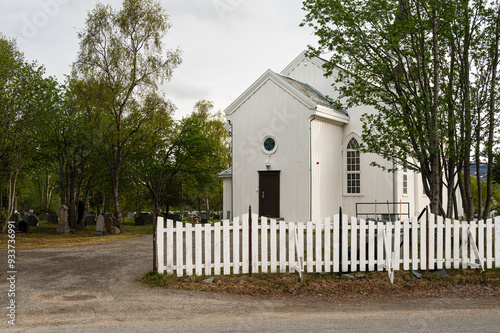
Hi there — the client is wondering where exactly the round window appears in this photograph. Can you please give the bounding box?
[262,135,278,154]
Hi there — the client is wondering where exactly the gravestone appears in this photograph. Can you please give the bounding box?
[127,212,135,219]
[110,226,120,234]
[39,213,49,221]
[85,215,96,225]
[27,214,38,227]
[134,215,145,226]
[9,214,19,228]
[18,220,29,233]
[48,213,58,224]
[56,205,70,234]
[105,217,113,234]
[200,212,208,224]
[95,214,105,235]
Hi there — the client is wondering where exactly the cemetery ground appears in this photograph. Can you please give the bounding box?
[2,217,153,249]
[1,231,499,331]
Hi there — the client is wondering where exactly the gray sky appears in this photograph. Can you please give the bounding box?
[0,0,318,119]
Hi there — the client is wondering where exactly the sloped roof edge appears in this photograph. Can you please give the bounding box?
[224,69,321,116]
[280,50,328,76]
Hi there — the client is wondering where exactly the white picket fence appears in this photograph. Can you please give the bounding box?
[156,213,500,278]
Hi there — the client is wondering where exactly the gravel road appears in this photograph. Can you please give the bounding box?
[1,235,499,332]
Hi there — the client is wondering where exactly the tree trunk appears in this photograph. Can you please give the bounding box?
[112,156,123,231]
[482,4,499,220]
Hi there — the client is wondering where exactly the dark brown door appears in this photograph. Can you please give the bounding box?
[259,171,280,218]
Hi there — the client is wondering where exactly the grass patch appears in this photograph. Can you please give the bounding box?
[0,218,153,249]
[140,269,500,299]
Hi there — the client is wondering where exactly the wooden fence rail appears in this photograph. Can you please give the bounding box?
[156,213,500,277]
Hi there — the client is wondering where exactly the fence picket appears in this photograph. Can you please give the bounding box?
[469,221,477,268]
[270,219,277,273]
[377,222,384,271]
[315,220,323,273]
[324,217,331,273]
[204,223,212,276]
[261,217,268,273]
[428,215,435,270]
[350,216,358,272]
[279,221,286,273]
[289,222,296,273]
[214,222,220,275]
[252,214,259,273]
[368,219,375,271]
[420,216,426,270]
[223,219,231,275]
[232,217,240,275]
[393,220,401,271]
[436,216,443,270]
[333,215,340,273]
[166,219,174,275]
[195,223,202,276]
[185,223,193,276]
[495,217,500,268]
[462,221,468,268]
[402,219,410,270]
[359,218,367,272]
[342,214,349,273]
[445,218,451,269]
[297,222,305,271]
[157,217,165,274]
[453,219,460,269]
[242,215,249,274]
[176,221,184,277]
[478,220,485,267]
[486,219,493,269]
[306,222,313,272]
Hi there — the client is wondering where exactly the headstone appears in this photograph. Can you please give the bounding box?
[134,216,145,226]
[127,212,135,219]
[9,214,19,229]
[110,226,120,234]
[56,205,70,234]
[85,215,96,226]
[106,217,113,234]
[48,213,58,224]
[200,212,208,224]
[95,214,105,235]
[39,213,49,221]
[18,220,29,233]
[27,215,38,227]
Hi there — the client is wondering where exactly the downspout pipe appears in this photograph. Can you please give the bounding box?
[393,158,397,220]
[229,120,234,220]
[309,115,316,221]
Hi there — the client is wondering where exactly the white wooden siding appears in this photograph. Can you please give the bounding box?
[227,80,312,221]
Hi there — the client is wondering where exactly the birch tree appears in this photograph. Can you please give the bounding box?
[73,0,181,229]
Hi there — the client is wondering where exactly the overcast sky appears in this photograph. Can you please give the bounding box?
[0,0,318,119]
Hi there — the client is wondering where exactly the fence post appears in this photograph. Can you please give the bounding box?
[426,206,429,271]
[153,211,157,272]
[249,205,252,277]
[339,207,342,273]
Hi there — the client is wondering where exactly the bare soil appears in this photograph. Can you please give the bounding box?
[1,234,499,331]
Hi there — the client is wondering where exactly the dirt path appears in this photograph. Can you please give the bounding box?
[1,235,499,332]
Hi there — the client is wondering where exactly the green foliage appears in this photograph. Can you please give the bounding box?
[302,0,500,218]
[0,34,61,231]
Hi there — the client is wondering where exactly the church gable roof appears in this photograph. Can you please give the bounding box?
[224,69,335,116]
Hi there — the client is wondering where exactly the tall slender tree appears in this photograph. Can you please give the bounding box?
[73,0,181,229]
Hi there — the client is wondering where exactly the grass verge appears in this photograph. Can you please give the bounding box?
[140,269,500,299]
[0,218,152,249]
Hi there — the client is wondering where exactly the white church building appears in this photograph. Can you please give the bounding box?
[220,51,431,222]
